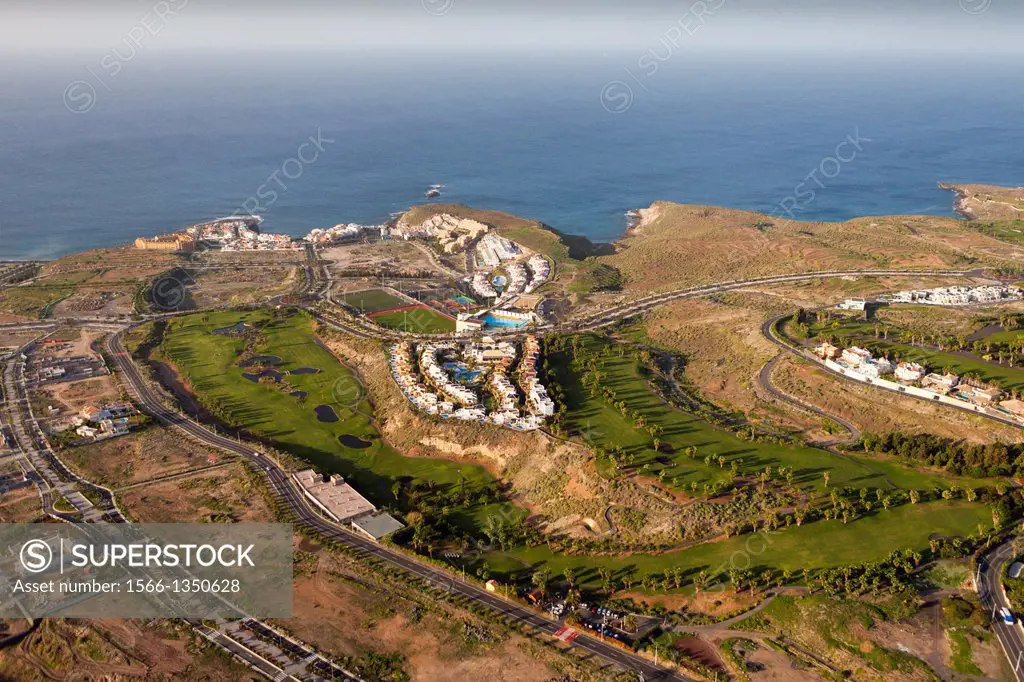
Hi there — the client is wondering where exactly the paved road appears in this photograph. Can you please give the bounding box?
[105,328,689,681]
[565,268,977,332]
[977,539,1024,680]
[756,323,861,443]
[1,267,982,344]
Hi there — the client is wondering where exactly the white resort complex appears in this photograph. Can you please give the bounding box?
[388,335,554,430]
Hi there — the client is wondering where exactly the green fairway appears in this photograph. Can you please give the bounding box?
[339,288,409,314]
[844,454,991,490]
[371,306,455,333]
[485,500,993,587]
[154,308,513,528]
[550,335,926,495]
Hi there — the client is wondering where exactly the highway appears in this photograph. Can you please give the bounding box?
[977,539,1024,680]
[104,328,689,681]
[565,268,976,332]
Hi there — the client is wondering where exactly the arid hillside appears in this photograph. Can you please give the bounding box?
[598,201,1024,292]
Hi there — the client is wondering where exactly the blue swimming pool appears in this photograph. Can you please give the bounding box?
[480,312,531,329]
[443,362,483,383]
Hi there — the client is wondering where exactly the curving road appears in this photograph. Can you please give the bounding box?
[104,328,688,681]
[757,326,862,444]
[564,268,977,332]
[977,539,1024,680]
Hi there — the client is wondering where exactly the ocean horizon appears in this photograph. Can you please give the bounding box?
[2,50,1022,260]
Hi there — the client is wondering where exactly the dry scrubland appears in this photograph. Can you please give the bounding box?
[324,239,440,276]
[0,484,44,522]
[282,539,590,682]
[877,300,1024,337]
[120,464,273,524]
[644,292,785,414]
[0,247,306,320]
[740,274,975,309]
[639,284,1024,445]
[63,425,223,490]
[948,182,1024,221]
[0,618,255,681]
[187,265,300,308]
[601,202,1024,292]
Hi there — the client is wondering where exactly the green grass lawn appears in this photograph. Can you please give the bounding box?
[339,288,409,314]
[155,313,998,594]
[484,500,992,587]
[948,630,983,676]
[371,306,455,333]
[844,454,992,491]
[154,308,511,529]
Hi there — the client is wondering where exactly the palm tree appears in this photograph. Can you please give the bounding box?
[531,569,550,597]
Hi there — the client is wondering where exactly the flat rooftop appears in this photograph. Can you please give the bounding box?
[294,469,376,522]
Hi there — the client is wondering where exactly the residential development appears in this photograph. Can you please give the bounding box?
[388,335,553,430]
[814,340,1013,419]
[887,285,1022,306]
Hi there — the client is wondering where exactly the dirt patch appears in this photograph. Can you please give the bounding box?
[745,641,828,682]
[280,549,563,682]
[617,589,759,618]
[62,425,219,489]
[0,618,254,681]
[120,464,271,523]
[0,484,44,522]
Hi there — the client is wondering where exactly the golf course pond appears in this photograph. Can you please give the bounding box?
[314,405,339,422]
[338,434,372,449]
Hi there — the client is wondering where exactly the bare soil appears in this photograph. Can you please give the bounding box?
[119,464,272,523]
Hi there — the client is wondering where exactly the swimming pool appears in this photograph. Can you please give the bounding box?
[443,361,483,383]
[480,312,531,329]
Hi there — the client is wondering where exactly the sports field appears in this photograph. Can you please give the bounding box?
[153,308,513,528]
[339,288,409,314]
[371,305,455,333]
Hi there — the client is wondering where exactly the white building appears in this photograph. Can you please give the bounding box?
[895,362,926,382]
[837,298,867,311]
[841,347,872,366]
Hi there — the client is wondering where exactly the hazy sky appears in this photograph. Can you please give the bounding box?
[2,0,1022,54]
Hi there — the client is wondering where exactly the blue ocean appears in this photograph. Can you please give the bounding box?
[1,51,1022,260]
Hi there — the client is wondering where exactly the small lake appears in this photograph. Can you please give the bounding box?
[338,434,372,449]
[314,405,339,422]
[212,321,250,336]
[290,390,308,399]
[290,367,320,375]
